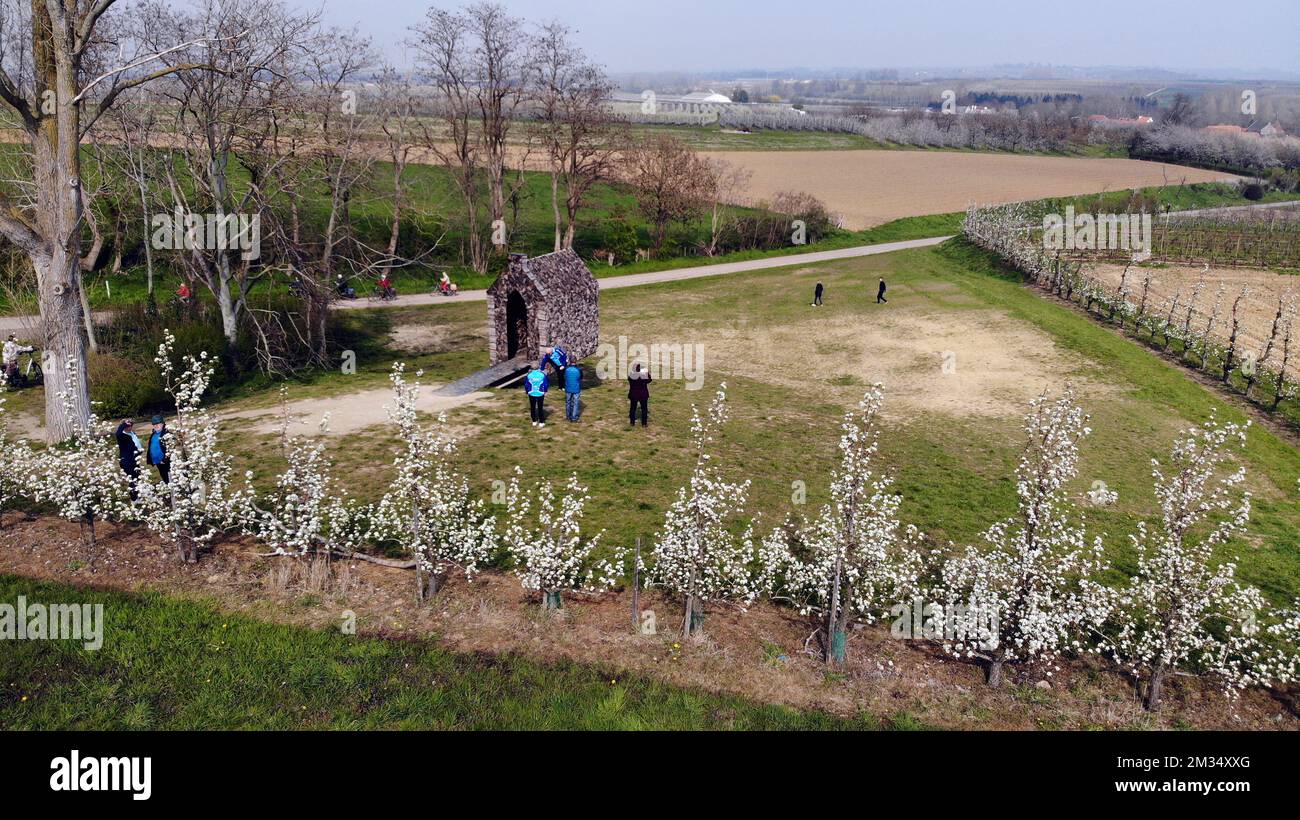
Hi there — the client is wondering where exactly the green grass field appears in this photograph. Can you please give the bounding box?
[4,234,1299,730]
[0,575,903,730]
[205,237,1300,605]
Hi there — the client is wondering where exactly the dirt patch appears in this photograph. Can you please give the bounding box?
[389,323,458,354]
[623,295,1114,421]
[1090,262,1300,378]
[702,150,1235,229]
[221,385,495,438]
[0,516,1293,729]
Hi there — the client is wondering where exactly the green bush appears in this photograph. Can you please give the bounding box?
[89,352,167,420]
[1242,182,1266,201]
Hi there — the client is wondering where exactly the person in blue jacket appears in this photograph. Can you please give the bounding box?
[146,414,171,483]
[541,345,567,383]
[563,359,582,421]
[524,366,549,427]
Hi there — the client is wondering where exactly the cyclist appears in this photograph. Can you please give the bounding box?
[2,334,33,385]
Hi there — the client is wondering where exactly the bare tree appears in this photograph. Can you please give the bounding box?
[0,0,217,440]
[622,134,716,255]
[701,157,750,257]
[464,2,526,247]
[375,64,417,272]
[412,6,488,273]
[98,85,167,301]
[529,21,618,252]
[139,0,316,349]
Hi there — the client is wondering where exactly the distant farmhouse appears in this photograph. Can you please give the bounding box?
[1086,114,1155,126]
[1204,120,1288,138]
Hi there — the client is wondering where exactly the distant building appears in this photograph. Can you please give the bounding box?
[1249,120,1287,138]
[1087,114,1154,126]
[1205,120,1288,138]
[679,90,732,105]
[605,89,746,115]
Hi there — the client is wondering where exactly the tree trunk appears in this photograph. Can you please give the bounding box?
[987,649,1007,687]
[825,558,843,665]
[1145,662,1166,711]
[550,171,562,253]
[76,269,98,354]
[216,276,239,346]
[31,252,91,443]
[29,67,93,442]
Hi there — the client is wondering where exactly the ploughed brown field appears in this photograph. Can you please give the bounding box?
[702,149,1237,229]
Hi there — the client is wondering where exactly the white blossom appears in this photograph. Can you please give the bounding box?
[503,468,618,609]
[760,385,924,663]
[22,363,127,550]
[939,387,1109,686]
[366,364,496,600]
[253,392,358,559]
[649,383,755,637]
[1101,414,1267,710]
[135,330,254,562]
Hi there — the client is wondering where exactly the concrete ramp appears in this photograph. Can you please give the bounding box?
[432,356,530,397]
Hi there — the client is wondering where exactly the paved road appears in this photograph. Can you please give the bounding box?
[333,235,955,310]
[0,238,953,332]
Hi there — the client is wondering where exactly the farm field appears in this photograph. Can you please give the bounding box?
[703,149,1237,228]
[1089,261,1300,378]
[4,240,1297,729]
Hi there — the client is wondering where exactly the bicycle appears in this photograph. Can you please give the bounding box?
[3,349,43,390]
[368,285,398,303]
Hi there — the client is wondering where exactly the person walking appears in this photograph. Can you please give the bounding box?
[114,419,144,501]
[524,365,549,428]
[876,277,888,304]
[813,281,824,306]
[146,414,171,483]
[627,362,651,427]
[563,359,582,422]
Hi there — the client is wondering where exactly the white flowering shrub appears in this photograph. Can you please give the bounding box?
[1256,604,1300,689]
[136,331,254,563]
[22,367,127,550]
[503,468,618,610]
[0,391,34,526]
[367,365,496,601]
[939,388,1108,686]
[252,394,358,560]
[761,386,923,664]
[1103,415,1268,710]
[649,384,755,638]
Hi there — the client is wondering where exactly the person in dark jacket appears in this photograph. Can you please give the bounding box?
[813,281,823,306]
[563,359,583,422]
[876,277,888,304]
[146,414,171,483]
[627,362,651,427]
[114,419,144,500]
[524,367,549,427]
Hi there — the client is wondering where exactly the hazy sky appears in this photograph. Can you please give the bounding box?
[299,0,1300,76]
